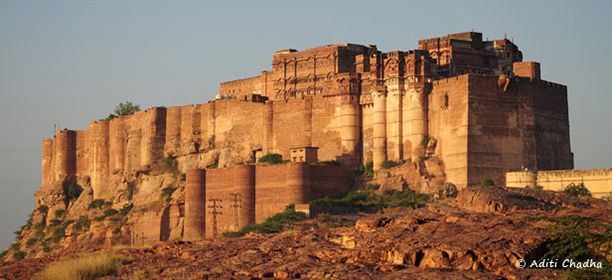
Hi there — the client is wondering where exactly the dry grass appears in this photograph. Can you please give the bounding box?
[36,251,122,280]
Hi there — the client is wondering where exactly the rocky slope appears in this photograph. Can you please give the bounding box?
[1,186,609,279]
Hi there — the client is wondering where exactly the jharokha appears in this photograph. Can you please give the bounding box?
[36,31,572,245]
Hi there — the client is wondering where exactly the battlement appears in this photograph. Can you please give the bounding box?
[506,169,612,198]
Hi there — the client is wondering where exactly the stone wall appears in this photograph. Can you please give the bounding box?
[506,169,612,198]
[183,163,349,238]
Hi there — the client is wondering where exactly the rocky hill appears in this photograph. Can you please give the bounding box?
[1,186,610,279]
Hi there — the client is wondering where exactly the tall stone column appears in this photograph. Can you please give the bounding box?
[53,129,76,183]
[340,95,360,159]
[385,78,403,161]
[184,169,206,241]
[41,139,54,190]
[89,120,110,198]
[372,90,387,171]
[141,107,166,166]
[406,86,428,161]
[262,101,274,154]
[109,118,126,173]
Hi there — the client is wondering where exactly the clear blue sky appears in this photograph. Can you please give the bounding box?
[1,0,611,250]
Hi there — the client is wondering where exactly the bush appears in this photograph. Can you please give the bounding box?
[161,186,177,203]
[564,183,591,197]
[73,216,90,231]
[162,155,179,174]
[37,252,122,280]
[49,219,62,226]
[63,182,82,202]
[37,205,49,214]
[42,242,51,253]
[355,162,374,177]
[0,250,6,260]
[26,237,37,246]
[54,209,66,217]
[12,250,26,260]
[103,209,119,217]
[381,160,400,169]
[88,199,106,209]
[258,153,284,165]
[223,205,307,237]
[365,183,380,191]
[119,202,133,216]
[114,101,140,116]
[311,189,429,213]
[480,178,495,187]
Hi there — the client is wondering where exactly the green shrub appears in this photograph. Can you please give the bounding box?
[73,216,90,231]
[223,205,307,237]
[365,183,380,191]
[311,188,429,213]
[13,250,26,260]
[54,209,66,217]
[537,215,611,279]
[161,186,177,203]
[89,199,106,209]
[49,219,62,226]
[114,101,140,116]
[480,178,495,187]
[63,182,82,202]
[0,250,7,260]
[103,209,119,217]
[162,155,179,174]
[50,220,73,243]
[119,202,133,216]
[42,242,51,253]
[381,160,400,169]
[564,183,591,197]
[94,216,105,222]
[355,162,374,177]
[26,237,37,246]
[258,153,284,165]
[38,205,49,214]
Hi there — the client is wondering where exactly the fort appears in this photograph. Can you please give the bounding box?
[38,31,587,242]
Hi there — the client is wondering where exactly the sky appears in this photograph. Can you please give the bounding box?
[1,0,611,250]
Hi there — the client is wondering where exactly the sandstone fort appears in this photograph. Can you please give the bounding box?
[33,31,610,244]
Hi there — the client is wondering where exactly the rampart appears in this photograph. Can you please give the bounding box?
[184,163,349,238]
[506,169,612,198]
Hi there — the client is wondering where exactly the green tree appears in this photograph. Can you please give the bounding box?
[564,183,591,197]
[105,101,140,120]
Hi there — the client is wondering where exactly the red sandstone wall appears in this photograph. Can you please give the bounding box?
[184,169,206,241]
[428,75,470,187]
[255,163,310,223]
[204,165,256,237]
[466,75,527,185]
[309,165,350,199]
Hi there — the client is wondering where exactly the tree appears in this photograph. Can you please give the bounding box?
[564,183,591,197]
[105,101,140,120]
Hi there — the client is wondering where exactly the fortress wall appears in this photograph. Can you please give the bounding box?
[311,96,343,162]
[466,75,525,186]
[255,163,310,223]
[428,76,470,187]
[272,99,313,159]
[339,95,360,161]
[310,165,350,199]
[199,103,210,150]
[219,75,262,98]
[88,120,110,198]
[180,105,201,154]
[75,130,89,179]
[205,165,256,237]
[184,168,206,241]
[506,169,612,198]
[372,91,387,170]
[124,113,144,173]
[141,107,166,166]
[405,86,429,161]
[520,78,573,171]
[41,138,54,189]
[109,117,126,173]
[164,106,182,156]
